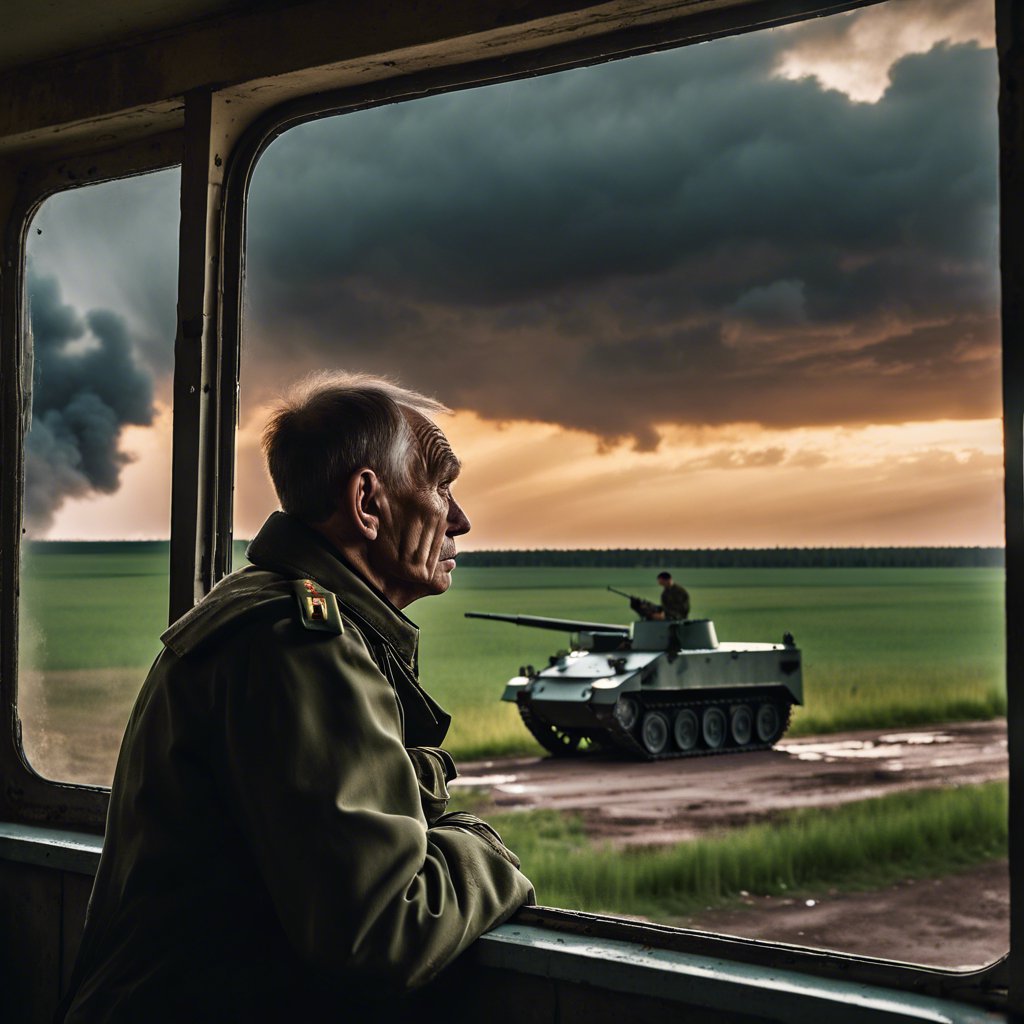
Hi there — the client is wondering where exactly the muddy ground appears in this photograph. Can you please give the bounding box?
[679,860,1008,970]
[453,719,1008,845]
[454,720,1009,969]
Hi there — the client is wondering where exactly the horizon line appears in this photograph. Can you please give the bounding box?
[25,539,1008,552]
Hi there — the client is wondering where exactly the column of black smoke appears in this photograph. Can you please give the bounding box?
[24,273,155,534]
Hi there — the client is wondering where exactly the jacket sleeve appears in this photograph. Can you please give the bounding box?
[213,616,535,989]
[406,746,457,825]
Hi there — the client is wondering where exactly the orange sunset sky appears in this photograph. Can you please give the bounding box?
[26,0,1004,550]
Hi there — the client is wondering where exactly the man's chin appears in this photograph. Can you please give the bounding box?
[403,571,453,605]
[432,570,453,593]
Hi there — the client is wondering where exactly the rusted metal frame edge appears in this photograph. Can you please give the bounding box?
[0,136,181,831]
[997,0,1024,1014]
[216,122,244,585]
[215,0,1006,1009]
[514,907,1007,1011]
[0,822,102,876]
[0,0,879,152]
[168,91,228,622]
[0,165,34,825]
[9,133,184,203]
[479,923,1003,1024]
[225,0,885,172]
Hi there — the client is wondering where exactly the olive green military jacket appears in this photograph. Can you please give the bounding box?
[63,512,534,1023]
[661,583,690,621]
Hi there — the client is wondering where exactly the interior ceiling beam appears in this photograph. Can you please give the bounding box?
[1,0,879,158]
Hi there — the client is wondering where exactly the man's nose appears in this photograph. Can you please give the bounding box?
[448,497,471,536]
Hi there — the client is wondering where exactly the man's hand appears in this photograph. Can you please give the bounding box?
[629,597,659,619]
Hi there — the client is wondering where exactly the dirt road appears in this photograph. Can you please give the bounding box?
[454,720,1009,968]
[452,719,1008,845]
[681,860,1009,971]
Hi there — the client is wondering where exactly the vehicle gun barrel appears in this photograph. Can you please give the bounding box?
[607,585,658,616]
[465,611,629,637]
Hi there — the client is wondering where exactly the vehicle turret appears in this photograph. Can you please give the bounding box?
[467,607,802,761]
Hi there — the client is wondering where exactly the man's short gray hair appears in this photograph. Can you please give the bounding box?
[262,371,450,523]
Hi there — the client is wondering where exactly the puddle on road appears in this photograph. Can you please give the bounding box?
[451,773,518,787]
[451,773,537,798]
[779,732,954,764]
[878,732,954,745]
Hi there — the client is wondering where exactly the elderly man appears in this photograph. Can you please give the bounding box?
[62,373,534,1022]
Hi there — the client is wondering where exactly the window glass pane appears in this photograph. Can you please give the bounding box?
[239,0,1005,966]
[19,169,180,787]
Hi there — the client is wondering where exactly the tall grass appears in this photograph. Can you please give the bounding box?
[479,782,1008,918]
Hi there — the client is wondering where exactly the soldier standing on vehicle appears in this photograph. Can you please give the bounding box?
[61,372,534,1023]
[652,571,690,621]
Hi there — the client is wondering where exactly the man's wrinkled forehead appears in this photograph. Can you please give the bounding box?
[402,408,461,482]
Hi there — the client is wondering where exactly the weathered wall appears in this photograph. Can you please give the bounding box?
[0,863,91,1024]
[0,854,775,1024]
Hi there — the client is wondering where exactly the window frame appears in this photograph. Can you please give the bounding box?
[0,0,1017,1014]
[0,134,184,831]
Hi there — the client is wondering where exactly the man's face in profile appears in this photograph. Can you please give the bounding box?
[370,412,471,607]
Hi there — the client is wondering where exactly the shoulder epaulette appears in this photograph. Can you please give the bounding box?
[292,578,344,634]
[161,570,345,656]
[161,572,294,657]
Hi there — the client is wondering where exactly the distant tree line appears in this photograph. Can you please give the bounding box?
[456,547,1006,569]
[22,541,1005,570]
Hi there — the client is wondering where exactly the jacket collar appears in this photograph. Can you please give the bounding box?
[246,511,420,669]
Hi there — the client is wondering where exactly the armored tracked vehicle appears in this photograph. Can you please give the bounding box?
[465,612,802,760]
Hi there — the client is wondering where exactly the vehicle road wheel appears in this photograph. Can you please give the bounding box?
[730,705,753,746]
[755,702,782,743]
[702,706,726,749]
[614,696,640,732]
[641,711,670,755]
[673,709,699,752]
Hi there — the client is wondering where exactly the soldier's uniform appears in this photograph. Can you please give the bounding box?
[62,512,534,1023]
[660,582,690,621]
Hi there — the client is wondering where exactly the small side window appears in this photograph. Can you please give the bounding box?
[18,169,180,788]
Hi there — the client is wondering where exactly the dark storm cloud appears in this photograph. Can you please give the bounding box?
[24,274,155,531]
[29,170,180,382]
[242,15,998,446]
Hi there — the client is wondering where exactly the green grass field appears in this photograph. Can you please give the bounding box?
[455,781,1008,921]
[16,547,1006,780]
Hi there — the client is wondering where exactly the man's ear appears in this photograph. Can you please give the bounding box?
[346,468,382,540]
